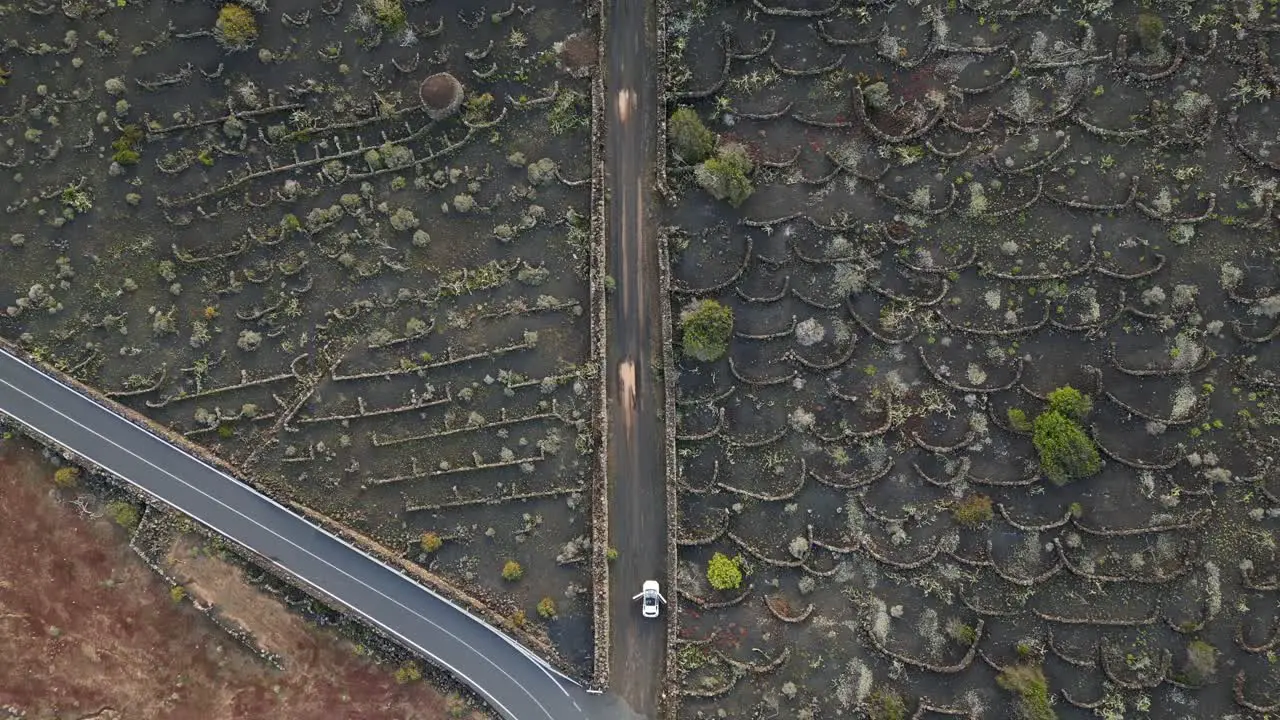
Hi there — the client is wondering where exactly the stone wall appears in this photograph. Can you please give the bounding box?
[652,2,680,717]
[586,0,612,692]
[654,0,672,197]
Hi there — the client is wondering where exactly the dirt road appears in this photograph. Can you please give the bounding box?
[603,0,665,716]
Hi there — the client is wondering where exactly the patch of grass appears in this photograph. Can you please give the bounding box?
[110,123,144,166]
[547,89,588,135]
[997,663,1056,720]
[1184,639,1217,684]
[104,500,140,531]
[1136,12,1165,53]
[952,494,994,526]
[393,661,422,684]
[501,559,523,581]
[52,466,80,488]
[866,687,907,720]
[462,92,494,124]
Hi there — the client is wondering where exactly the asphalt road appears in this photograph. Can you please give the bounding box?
[603,0,667,716]
[0,347,606,720]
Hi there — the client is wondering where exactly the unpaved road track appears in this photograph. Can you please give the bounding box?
[603,0,667,716]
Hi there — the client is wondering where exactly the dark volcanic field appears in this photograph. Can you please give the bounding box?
[662,0,1280,717]
[1,0,600,672]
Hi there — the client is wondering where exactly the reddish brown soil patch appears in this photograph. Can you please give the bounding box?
[0,441,478,720]
[558,31,598,74]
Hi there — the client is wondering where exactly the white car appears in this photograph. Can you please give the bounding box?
[633,580,666,618]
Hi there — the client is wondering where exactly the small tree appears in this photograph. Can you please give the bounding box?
[694,142,754,207]
[214,4,258,50]
[1046,385,1092,421]
[420,531,443,553]
[706,552,743,591]
[536,596,557,618]
[668,107,716,164]
[501,560,523,581]
[680,299,734,362]
[1033,410,1100,485]
[52,466,80,488]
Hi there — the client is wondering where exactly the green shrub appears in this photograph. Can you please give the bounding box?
[1184,640,1217,684]
[52,466,80,488]
[501,559,523,581]
[706,551,743,591]
[420,531,443,552]
[536,596,557,618]
[679,299,733,362]
[365,0,407,30]
[170,585,187,603]
[1007,407,1032,432]
[997,663,1056,720]
[952,494,994,526]
[694,142,754,207]
[1046,385,1092,421]
[668,107,716,164]
[110,124,144,166]
[949,623,977,646]
[463,92,494,124]
[214,4,258,49]
[112,148,140,166]
[394,661,422,684]
[866,687,907,720]
[105,500,140,530]
[1032,410,1100,485]
[1136,13,1165,53]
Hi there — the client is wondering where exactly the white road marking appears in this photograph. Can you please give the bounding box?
[0,354,580,720]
